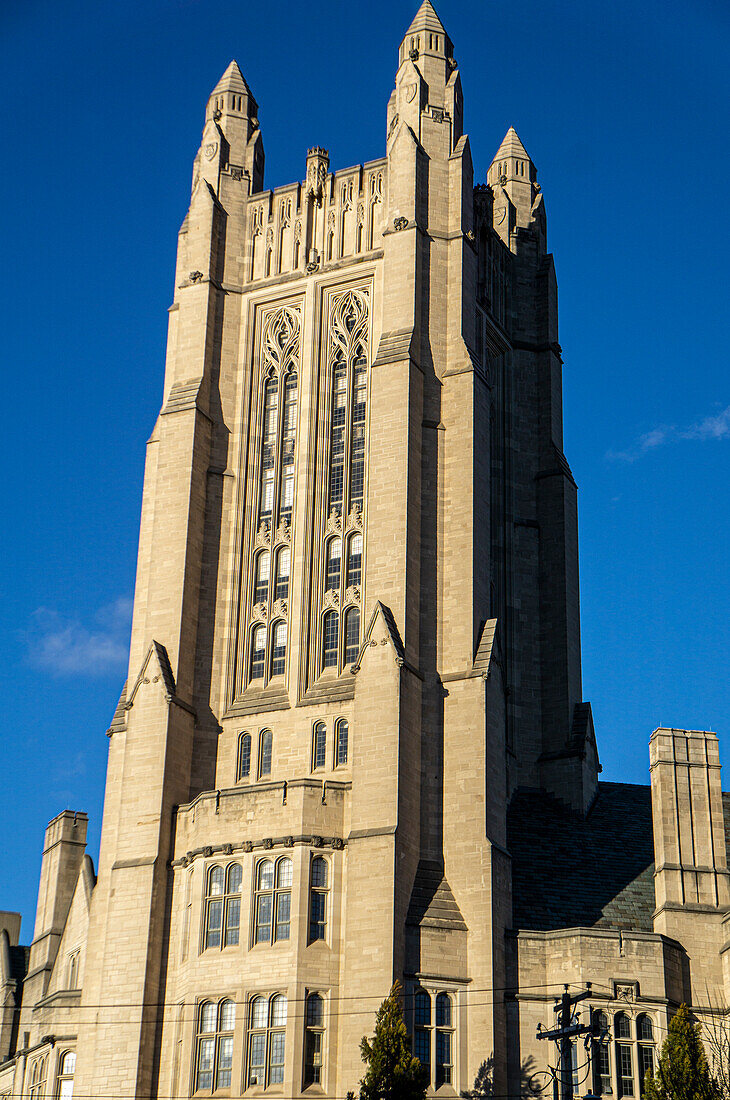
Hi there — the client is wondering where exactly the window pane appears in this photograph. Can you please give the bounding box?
[249,1033,266,1084]
[220,1000,236,1031]
[345,607,360,664]
[326,538,342,591]
[238,733,251,779]
[414,1028,430,1064]
[638,1015,653,1041]
[436,1030,452,1085]
[251,626,266,680]
[254,553,270,604]
[307,994,324,1027]
[436,992,451,1027]
[323,612,339,668]
[216,1036,233,1089]
[275,547,290,602]
[227,863,242,893]
[616,1013,631,1039]
[275,890,291,941]
[309,892,326,940]
[277,858,293,888]
[200,1001,217,1033]
[260,729,273,775]
[639,1045,654,1077]
[258,860,275,890]
[305,1029,323,1083]
[336,719,349,766]
[224,897,240,946]
[209,866,225,896]
[59,1080,74,1100]
[255,893,272,943]
[269,1031,286,1084]
[415,991,431,1026]
[205,900,222,948]
[271,995,288,1026]
[196,1038,215,1091]
[347,534,363,587]
[313,722,326,769]
[271,622,287,676]
[311,857,328,889]
[250,997,267,1030]
[329,365,347,511]
[61,1053,76,1075]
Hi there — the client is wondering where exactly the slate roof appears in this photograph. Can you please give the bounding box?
[508,782,657,932]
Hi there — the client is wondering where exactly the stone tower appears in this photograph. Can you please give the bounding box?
[64,3,597,1096]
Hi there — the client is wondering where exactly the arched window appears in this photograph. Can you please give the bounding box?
[350,352,367,507]
[250,625,266,681]
[259,376,279,520]
[270,621,287,677]
[196,999,235,1091]
[326,537,342,591]
[309,856,329,942]
[335,718,349,766]
[637,1014,653,1042]
[57,1051,76,1100]
[329,361,347,510]
[322,611,339,668]
[274,546,290,602]
[615,1013,633,1096]
[347,533,363,587]
[344,607,360,665]
[253,857,292,944]
[592,1011,611,1096]
[259,729,273,777]
[638,1015,655,1091]
[304,993,325,1085]
[29,1056,47,1099]
[248,995,287,1086]
[204,863,242,949]
[237,732,252,780]
[414,990,431,1068]
[254,552,270,605]
[280,373,297,519]
[615,1012,631,1039]
[435,993,453,1085]
[312,721,327,770]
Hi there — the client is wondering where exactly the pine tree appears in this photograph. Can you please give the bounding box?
[643,1003,720,1100]
[359,982,429,1100]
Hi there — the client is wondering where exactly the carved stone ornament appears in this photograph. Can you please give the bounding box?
[311,835,324,848]
[404,83,417,103]
[262,306,301,376]
[346,501,363,530]
[272,599,288,619]
[498,173,508,187]
[328,210,336,230]
[203,846,213,857]
[213,108,222,121]
[306,258,320,274]
[252,602,268,623]
[222,843,233,855]
[275,517,291,544]
[294,220,302,243]
[323,589,340,610]
[328,288,370,368]
[263,837,274,850]
[255,521,271,548]
[326,507,343,535]
[393,216,408,231]
[344,585,361,606]
[189,270,204,283]
[357,202,365,227]
[466,228,475,242]
[447,56,458,71]
[230,167,243,181]
[409,47,419,61]
[615,982,637,1002]
[251,117,260,130]
[266,226,274,247]
[284,835,294,847]
[204,142,218,160]
[331,837,344,850]
[244,840,253,853]
[430,107,446,123]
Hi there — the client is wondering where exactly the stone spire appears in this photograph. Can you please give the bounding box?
[205,60,255,124]
[487,126,543,249]
[193,59,264,195]
[398,1,454,67]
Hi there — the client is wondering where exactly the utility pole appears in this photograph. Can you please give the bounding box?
[536,984,595,1100]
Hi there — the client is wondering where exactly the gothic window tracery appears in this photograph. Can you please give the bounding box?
[243,304,301,692]
[316,288,369,678]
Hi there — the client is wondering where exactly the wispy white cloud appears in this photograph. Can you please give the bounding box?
[27,596,132,676]
[608,405,730,462]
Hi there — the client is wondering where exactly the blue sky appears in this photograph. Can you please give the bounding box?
[1,0,728,933]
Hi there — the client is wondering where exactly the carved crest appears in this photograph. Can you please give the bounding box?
[204,142,218,160]
[404,83,417,103]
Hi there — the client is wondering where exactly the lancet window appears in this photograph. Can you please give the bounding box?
[318,288,369,677]
[245,304,301,691]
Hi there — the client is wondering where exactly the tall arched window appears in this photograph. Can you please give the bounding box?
[274,546,290,602]
[259,376,279,521]
[322,611,339,668]
[254,552,270,605]
[309,856,329,942]
[259,729,273,777]
[237,732,252,780]
[270,622,287,677]
[435,993,453,1085]
[344,607,360,665]
[615,1013,633,1097]
[248,995,287,1086]
[204,863,242,949]
[637,1015,655,1092]
[250,625,266,681]
[57,1051,76,1100]
[347,533,363,587]
[592,1011,610,1096]
[328,362,347,511]
[414,990,431,1068]
[28,1056,47,1100]
[280,373,298,519]
[326,537,342,591]
[196,999,235,1091]
[304,994,326,1085]
[312,721,326,770]
[253,857,292,944]
[335,718,349,766]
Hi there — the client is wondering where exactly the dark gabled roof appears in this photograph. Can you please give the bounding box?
[508,781,656,933]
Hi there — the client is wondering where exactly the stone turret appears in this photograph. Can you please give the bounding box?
[193,60,264,195]
[487,127,545,251]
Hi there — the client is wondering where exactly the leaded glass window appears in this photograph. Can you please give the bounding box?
[254,857,291,944]
[247,995,287,1086]
[313,721,326,770]
[335,718,349,766]
[309,856,329,942]
[196,999,235,1091]
[259,729,273,777]
[204,863,242,949]
[304,994,325,1085]
[237,732,252,780]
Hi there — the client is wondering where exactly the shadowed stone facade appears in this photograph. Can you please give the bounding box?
[2,6,728,1099]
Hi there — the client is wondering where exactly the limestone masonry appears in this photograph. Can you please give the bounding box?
[2,5,728,1098]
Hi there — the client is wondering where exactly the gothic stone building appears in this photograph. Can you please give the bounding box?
[3,5,729,1099]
